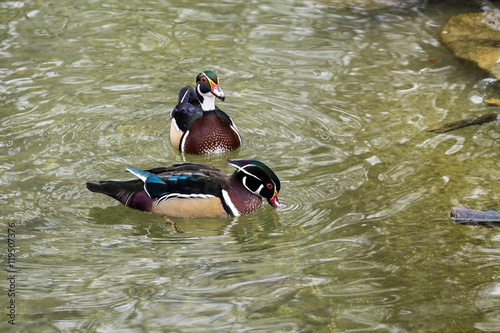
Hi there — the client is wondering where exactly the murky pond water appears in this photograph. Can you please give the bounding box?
[2,0,500,332]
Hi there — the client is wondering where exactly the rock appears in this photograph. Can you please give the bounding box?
[451,207,500,227]
[441,11,500,80]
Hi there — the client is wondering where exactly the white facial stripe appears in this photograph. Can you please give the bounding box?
[222,189,240,217]
[242,176,264,195]
[229,163,262,181]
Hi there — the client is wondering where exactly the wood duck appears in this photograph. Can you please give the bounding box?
[170,71,242,154]
[86,160,281,219]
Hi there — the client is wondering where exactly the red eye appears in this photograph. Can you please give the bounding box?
[201,77,207,83]
[266,183,273,189]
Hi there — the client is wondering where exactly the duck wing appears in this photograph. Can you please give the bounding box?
[214,107,236,127]
[171,86,203,132]
[128,163,230,205]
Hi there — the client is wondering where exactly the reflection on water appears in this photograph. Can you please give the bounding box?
[2,0,500,331]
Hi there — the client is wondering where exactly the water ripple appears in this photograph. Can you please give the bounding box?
[2,1,500,332]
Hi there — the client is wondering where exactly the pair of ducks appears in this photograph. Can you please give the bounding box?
[87,71,281,219]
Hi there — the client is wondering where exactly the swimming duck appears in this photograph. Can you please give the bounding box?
[170,71,242,154]
[86,160,280,219]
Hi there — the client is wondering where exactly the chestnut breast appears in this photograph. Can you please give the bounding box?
[182,111,241,154]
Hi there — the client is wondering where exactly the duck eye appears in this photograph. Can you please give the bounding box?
[201,77,208,83]
[266,183,273,189]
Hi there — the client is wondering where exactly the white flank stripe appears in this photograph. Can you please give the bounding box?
[156,193,215,206]
[222,189,240,217]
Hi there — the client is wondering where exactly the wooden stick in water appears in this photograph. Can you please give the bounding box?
[427,113,500,133]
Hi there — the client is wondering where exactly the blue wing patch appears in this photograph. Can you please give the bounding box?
[127,167,167,199]
[127,167,221,205]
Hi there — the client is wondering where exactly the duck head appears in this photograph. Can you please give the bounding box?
[229,160,281,208]
[196,71,225,110]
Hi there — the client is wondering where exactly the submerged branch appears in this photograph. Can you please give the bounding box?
[427,113,500,133]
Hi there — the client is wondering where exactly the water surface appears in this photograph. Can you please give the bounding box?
[1,0,500,332]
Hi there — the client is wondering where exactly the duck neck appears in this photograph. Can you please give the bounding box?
[226,175,262,216]
[197,91,216,111]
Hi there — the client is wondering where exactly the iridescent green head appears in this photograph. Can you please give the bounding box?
[229,160,281,208]
[196,71,225,101]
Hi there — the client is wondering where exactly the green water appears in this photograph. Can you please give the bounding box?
[1,0,500,332]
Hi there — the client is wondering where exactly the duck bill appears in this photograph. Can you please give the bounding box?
[268,190,281,208]
[210,81,225,101]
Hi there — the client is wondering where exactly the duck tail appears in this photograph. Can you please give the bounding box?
[86,180,142,208]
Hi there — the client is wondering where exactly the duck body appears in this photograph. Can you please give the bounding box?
[86,160,280,219]
[170,71,241,154]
